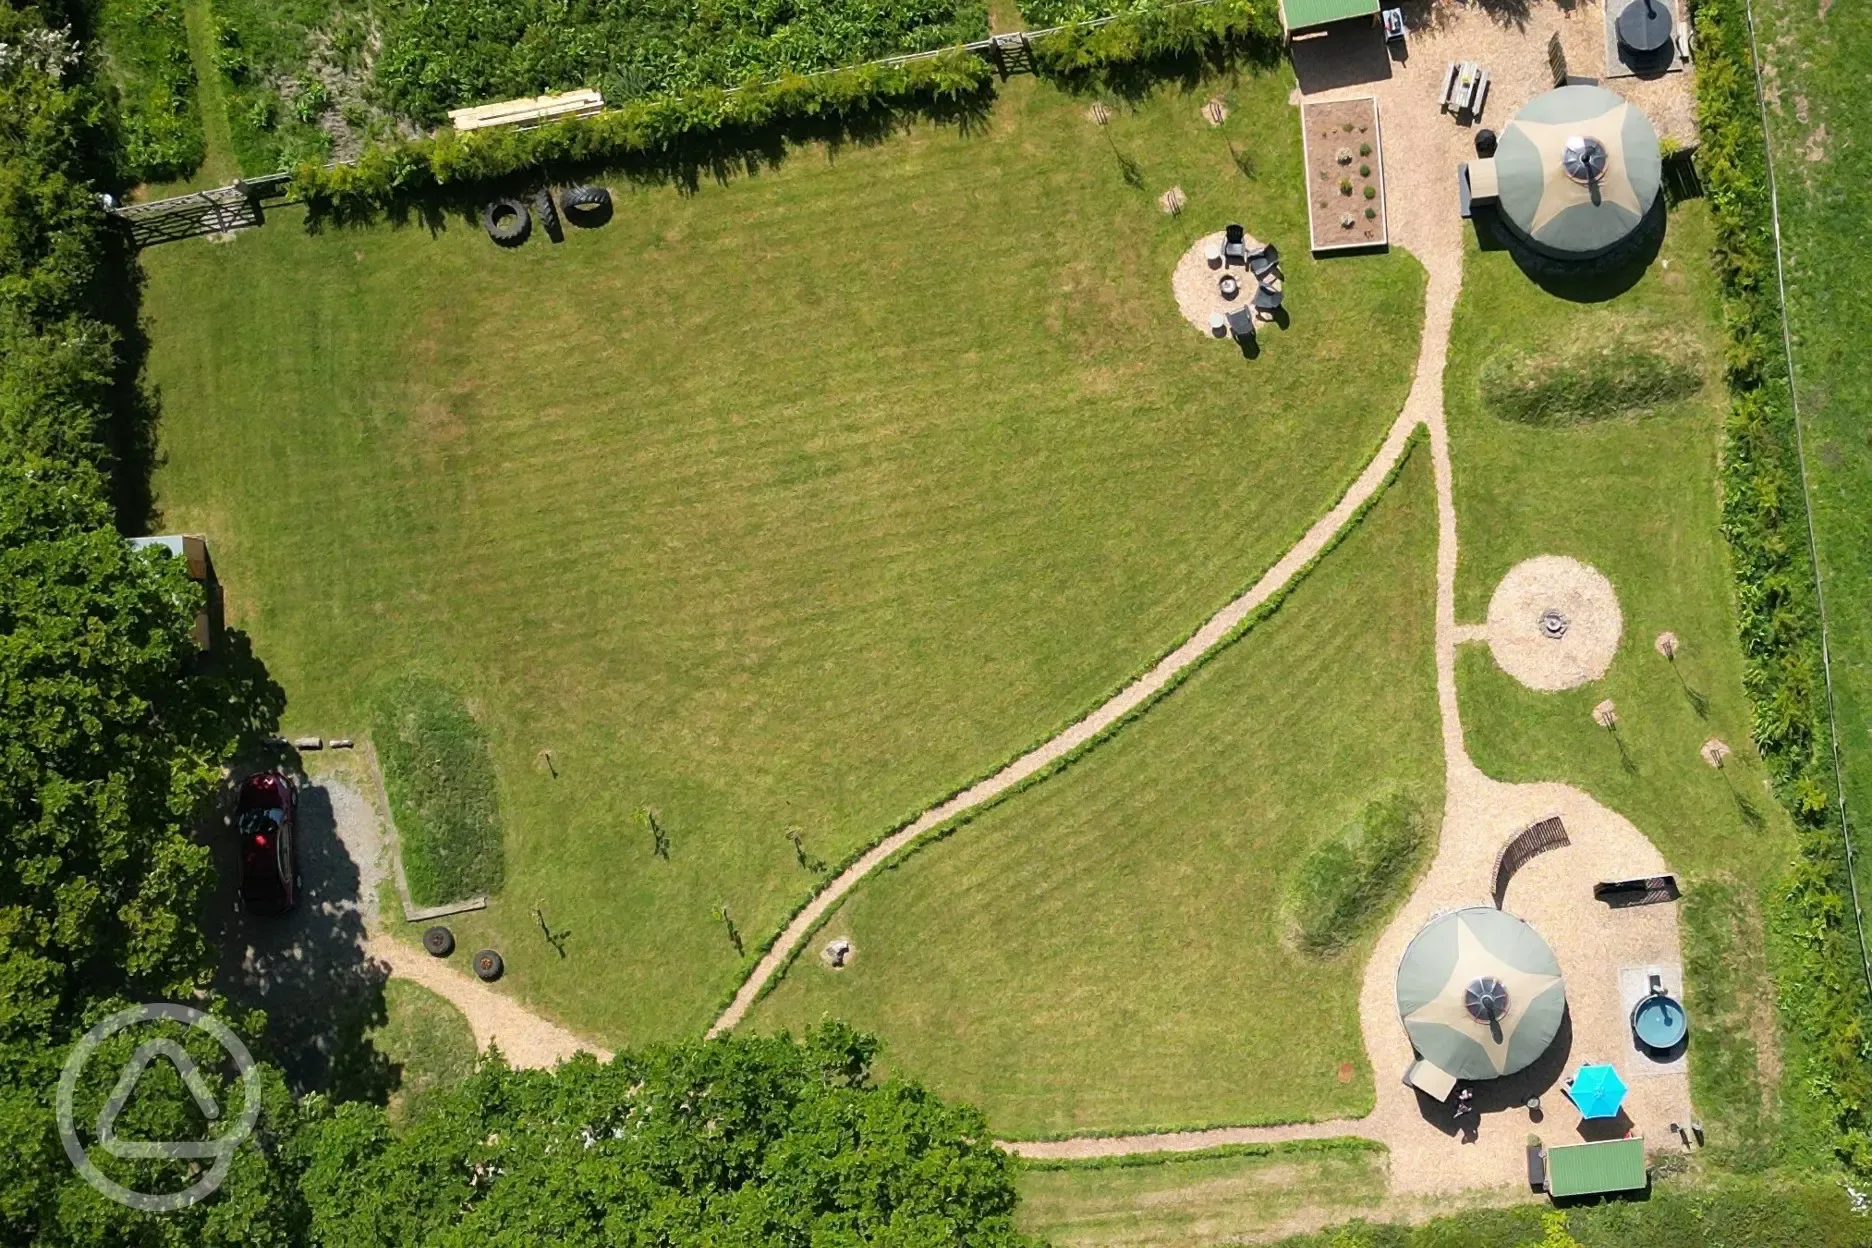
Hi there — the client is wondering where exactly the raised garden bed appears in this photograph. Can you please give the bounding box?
[1301,97,1388,253]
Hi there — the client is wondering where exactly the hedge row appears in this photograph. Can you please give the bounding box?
[1028,0,1282,79]
[1694,0,1872,1175]
[291,50,993,214]
[375,0,990,126]
[289,0,1282,215]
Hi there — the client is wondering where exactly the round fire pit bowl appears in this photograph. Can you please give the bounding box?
[1219,274,1241,300]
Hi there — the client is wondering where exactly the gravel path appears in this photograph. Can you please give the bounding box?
[709,400,1425,1035]
[365,932,611,1068]
[1011,4,1694,1188]
[301,760,610,1071]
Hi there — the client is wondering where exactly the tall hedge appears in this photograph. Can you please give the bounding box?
[0,5,309,1241]
[1694,0,1872,1175]
[290,0,1282,216]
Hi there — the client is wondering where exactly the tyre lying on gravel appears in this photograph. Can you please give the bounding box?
[559,184,613,227]
[423,926,455,957]
[482,198,530,246]
[473,949,504,981]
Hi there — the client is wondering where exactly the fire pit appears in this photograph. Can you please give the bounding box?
[1219,274,1240,300]
[1539,610,1569,640]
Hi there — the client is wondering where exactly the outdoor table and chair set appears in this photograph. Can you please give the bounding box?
[1206,224,1283,343]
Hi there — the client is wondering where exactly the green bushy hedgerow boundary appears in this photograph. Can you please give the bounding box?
[1283,790,1428,957]
[1695,0,1872,1177]
[288,0,1283,219]
[1477,332,1704,427]
[374,0,990,127]
[371,674,505,906]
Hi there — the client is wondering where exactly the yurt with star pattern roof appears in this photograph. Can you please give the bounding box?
[1396,906,1567,1100]
[1465,84,1663,261]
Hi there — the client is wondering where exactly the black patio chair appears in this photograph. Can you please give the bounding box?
[1225,223,1245,245]
[1225,306,1256,341]
[1253,282,1284,313]
[1248,242,1280,280]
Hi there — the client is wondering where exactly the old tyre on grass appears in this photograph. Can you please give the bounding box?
[559,184,612,227]
[423,925,455,957]
[531,188,560,237]
[473,948,504,981]
[482,198,531,246]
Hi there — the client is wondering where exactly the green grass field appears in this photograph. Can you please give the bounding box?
[1446,205,1807,1162]
[142,70,1426,1047]
[365,979,478,1126]
[1015,1145,1387,1248]
[750,445,1440,1137]
[1754,0,1872,917]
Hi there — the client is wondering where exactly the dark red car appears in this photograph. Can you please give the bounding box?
[235,771,299,914]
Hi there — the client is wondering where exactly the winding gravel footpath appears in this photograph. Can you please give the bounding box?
[368,933,611,1068]
[1007,16,1694,1184]
[708,401,1423,1036]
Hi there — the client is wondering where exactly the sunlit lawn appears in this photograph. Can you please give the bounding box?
[143,69,1427,1045]
[752,448,1440,1135]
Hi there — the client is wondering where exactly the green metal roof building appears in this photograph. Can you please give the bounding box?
[1281,0,1380,35]
[1544,1138,1649,1199]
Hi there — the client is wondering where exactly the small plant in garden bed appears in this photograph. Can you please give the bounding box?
[1364,185,1377,200]
[1339,178,1353,195]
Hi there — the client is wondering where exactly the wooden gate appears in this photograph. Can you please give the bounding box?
[110,173,292,248]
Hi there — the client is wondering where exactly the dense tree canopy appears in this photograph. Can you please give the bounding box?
[302,1024,1038,1247]
[1,17,1036,1248]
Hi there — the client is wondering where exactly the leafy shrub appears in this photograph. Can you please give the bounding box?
[292,77,331,122]
[372,674,505,905]
[1284,792,1427,956]
[95,0,205,182]
[1339,177,1352,195]
[301,1022,1039,1244]
[1364,206,1375,219]
[1028,0,1281,81]
[1359,140,1371,156]
[1362,183,1376,199]
[1478,332,1703,425]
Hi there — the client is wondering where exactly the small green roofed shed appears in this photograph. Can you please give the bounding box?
[1282,0,1381,35]
[1544,1137,1648,1199]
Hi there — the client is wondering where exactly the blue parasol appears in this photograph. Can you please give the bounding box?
[1569,1063,1628,1119]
